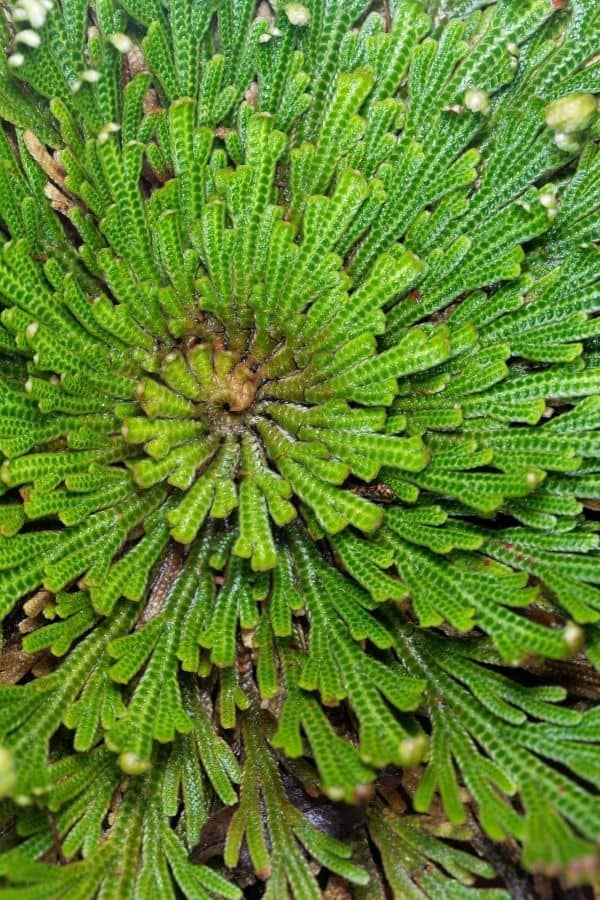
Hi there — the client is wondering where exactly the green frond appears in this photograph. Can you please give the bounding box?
[394,624,600,879]
[0,0,598,894]
[0,748,240,900]
[366,803,510,899]
[224,707,369,896]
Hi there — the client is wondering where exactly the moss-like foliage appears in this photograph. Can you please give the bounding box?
[0,0,599,896]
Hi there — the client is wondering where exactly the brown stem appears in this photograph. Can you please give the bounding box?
[382,0,391,32]
[44,809,67,866]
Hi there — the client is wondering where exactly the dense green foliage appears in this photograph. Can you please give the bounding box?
[0,0,599,896]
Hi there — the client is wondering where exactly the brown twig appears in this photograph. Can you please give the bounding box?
[0,817,16,840]
[137,543,182,626]
[382,0,392,32]
[469,816,533,900]
[44,809,67,866]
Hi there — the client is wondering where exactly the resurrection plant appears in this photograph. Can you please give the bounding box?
[0,0,599,896]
